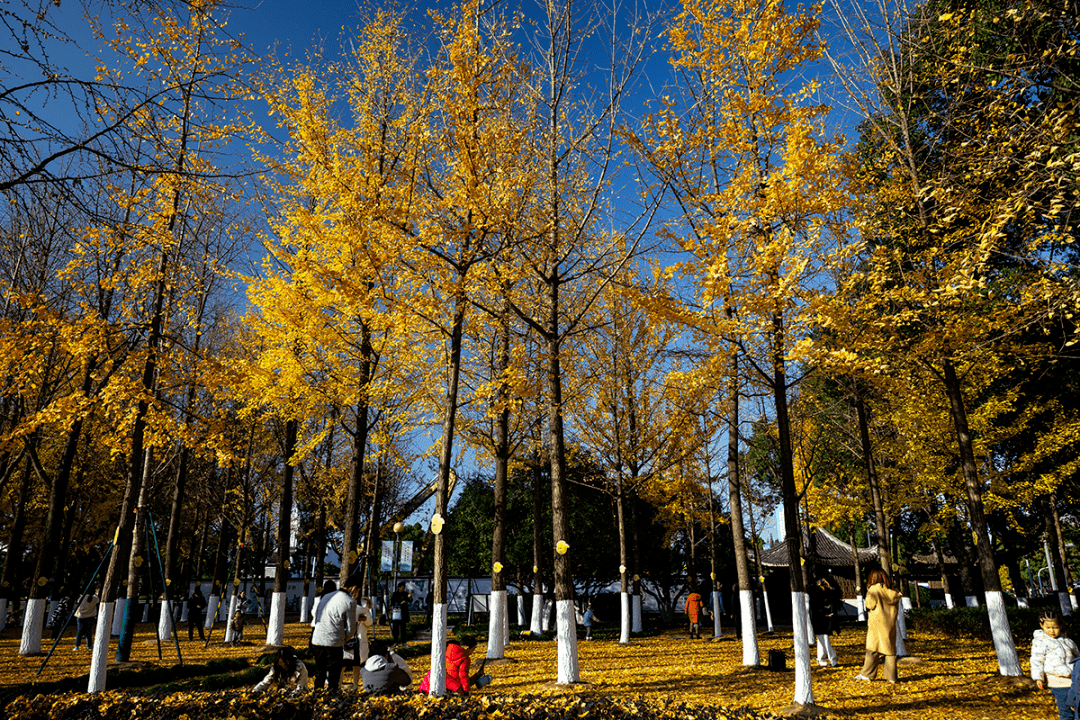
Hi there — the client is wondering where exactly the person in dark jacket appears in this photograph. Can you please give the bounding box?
[47,594,72,640]
[809,575,840,666]
[187,587,207,641]
[389,582,412,646]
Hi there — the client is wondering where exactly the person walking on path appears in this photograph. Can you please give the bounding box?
[583,602,600,640]
[855,568,902,683]
[685,587,704,640]
[187,587,207,641]
[73,587,99,650]
[810,575,840,666]
[310,576,360,691]
[1031,609,1079,720]
[389,582,412,647]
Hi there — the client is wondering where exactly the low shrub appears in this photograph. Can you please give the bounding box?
[909,605,1052,641]
[7,690,805,720]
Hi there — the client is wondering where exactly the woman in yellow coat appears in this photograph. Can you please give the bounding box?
[855,568,902,683]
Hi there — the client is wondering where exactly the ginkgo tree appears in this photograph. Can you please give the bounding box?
[815,0,1080,677]
[569,274,715,644]
[631,0,848,707]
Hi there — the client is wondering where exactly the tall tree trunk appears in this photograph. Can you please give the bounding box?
[530,455,544,635]
[488,300,512,660]
[855,392,891,576]
[428,293,467,695]
[930,536,954,609]
[1042,496,1071,615]
[727,360,758,663]
[315,503,326,595]
[0,446,35,632]
[940,357,1020,675]
[268,418,297,646]
[340,339,371,587]
[850,528,867,619]
[22,397,87,655]
[1051,495,1075,611]
[771,308,813,706]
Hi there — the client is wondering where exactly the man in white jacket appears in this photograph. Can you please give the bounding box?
[310,576,360,691]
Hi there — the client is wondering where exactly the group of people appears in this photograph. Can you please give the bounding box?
[296,574,485,695]
[677,569,904,683]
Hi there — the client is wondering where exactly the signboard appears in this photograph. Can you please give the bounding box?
[380,540,395,572]
[400,541,413,573]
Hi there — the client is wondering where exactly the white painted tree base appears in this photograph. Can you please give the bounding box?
[986,590,1021,676]
[945,593,955,610]
[428,603,448,696]
[1071,593,1078,611]
[267,592,286,646]
[141,604,150,623]
[632,594,643,633]
[712,591,722,637]
[762,590,775,633]
[516,594,526,626]
[19,598,45,655]
[487,590,506,659]
[111,602,124,635]
[856,595,866,622]
[1017,595,1029,609]
[530,592,544,634]
[804,595,815,646]
[555,599,580,684]
[740,590,760,666]
[300,595,312,624]
[791,591,814,706]
[541,599,552,633]
[88,601,114,693]
[224,594,241,642]
[620,592,631,643]
[205,595,220,631]
[158,600,174,641]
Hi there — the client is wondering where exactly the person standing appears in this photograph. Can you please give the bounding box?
[310,576,360,691]
[47,593,72,640]
[809,575,839,666]
[855,568,902,682]
[73,587,100,650]
[1031,609,1080,720]
[389,582,412,647]
[187,587,207,641]
[685,586,704,640]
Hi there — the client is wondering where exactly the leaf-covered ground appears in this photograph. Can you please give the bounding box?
[0,619,1054,718]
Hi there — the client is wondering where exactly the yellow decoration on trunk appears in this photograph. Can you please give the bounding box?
[556,540,569,555]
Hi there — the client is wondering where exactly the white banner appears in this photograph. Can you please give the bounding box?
[380,540,395,572]
[400,541,413,572]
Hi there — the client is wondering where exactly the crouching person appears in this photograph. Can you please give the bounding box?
[360,641,412,695]
[254,646,309,693]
